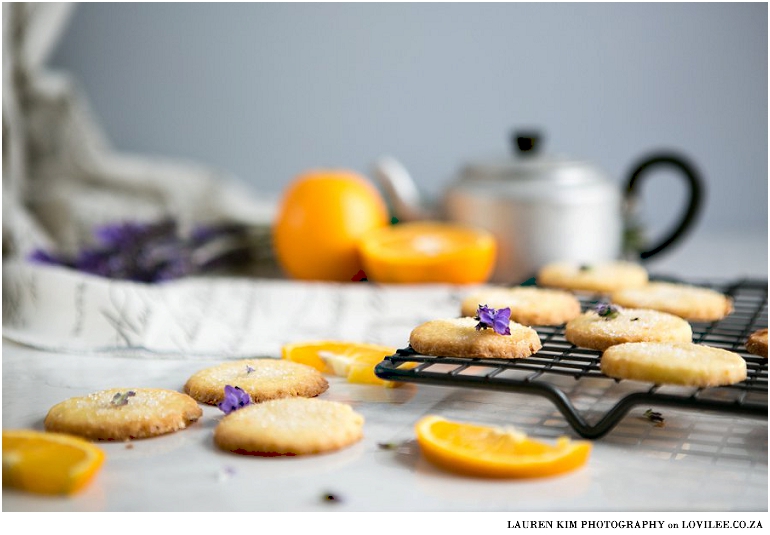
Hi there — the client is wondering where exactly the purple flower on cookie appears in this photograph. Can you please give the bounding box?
[474,305,512,336]
[110,390,136,407]
[594,303,621,320]
[218,385,251,415]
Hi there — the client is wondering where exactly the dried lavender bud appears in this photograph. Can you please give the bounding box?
[595,303,621,320]
[644,409,665,426]
[111,391,136,407]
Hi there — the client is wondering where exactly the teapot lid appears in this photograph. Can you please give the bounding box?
[460,131,607,185]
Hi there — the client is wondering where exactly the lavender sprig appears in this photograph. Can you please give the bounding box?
[28,219,253,283]
[474,305,512,336]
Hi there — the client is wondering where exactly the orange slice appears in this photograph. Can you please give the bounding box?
[415,416,591,478]
[358,221,496,284]
[281,340,402,386]
[3,429,106,495]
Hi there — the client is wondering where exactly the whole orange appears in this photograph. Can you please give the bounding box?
[273,170,389,281]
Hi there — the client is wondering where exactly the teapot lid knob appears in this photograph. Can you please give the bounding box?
[512,130,541,155]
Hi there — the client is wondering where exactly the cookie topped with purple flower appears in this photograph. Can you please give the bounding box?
[184,359,329,406]
[564,303,692,351]
[408,305,542,359]
[44,388,202,441]
[474,304,512,335]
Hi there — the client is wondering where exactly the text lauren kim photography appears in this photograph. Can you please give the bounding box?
[505,519,765,530]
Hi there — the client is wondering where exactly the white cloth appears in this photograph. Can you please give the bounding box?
[2,260,465,357]
[2,3,273,259]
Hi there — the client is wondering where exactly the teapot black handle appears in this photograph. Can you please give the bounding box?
[625,152,704,260]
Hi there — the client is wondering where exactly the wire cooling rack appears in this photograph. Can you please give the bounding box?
[375,278,768,438]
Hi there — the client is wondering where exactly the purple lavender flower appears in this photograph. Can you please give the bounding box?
[110,390,136,407]
[474,305,512,336]
[26,218,252,283]
[94,221,154,247]
[75,249,119,278]
[218,385,251,415]
[595,303,621,320]
[28,249,66,266]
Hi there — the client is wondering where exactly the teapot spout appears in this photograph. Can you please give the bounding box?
[372,156,432,221]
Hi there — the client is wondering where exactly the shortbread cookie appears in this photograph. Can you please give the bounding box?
[611,282,733,322]
[601,342,747,387]
[565,307,692,351]
[44,388,202,441]
[460,287,581,326]
[184,358,328,405]
[537,261,648,294]
[746,328,768,357]
[409,317,542,359]
[214,397,364,455]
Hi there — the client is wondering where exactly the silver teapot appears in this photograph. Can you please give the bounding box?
[374,131,703,283]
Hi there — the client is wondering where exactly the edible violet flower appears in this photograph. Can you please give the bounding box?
[595,303,621,320]
[474,305,512,336]
[218,385,251,415]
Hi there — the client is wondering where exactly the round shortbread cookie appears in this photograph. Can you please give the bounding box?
[409,317,542,359]
[565,307,692,351]
[214,397,364,455]
[44,388,203,441]
[601,342,747,387]
[611,282,733,322]
[537,261,649,294]
[184,358,328,405]
[460,286,581,326]
[746,328,768,358]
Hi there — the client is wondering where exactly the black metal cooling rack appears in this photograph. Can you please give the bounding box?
[375,278,768,439]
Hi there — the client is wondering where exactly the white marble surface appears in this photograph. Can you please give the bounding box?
[2,230,767,512]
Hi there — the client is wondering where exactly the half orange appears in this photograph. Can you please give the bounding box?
[359,221,496,284]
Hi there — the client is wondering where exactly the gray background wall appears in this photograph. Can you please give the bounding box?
[50,2,767,238]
